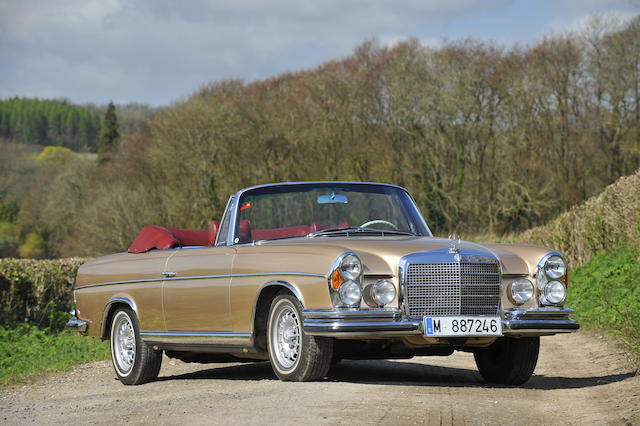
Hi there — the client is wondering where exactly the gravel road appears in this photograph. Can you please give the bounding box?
[1,331,638,425]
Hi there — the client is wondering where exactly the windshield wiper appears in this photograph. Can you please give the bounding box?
[361,227,414,236]
[308,226,362,237]
[308,226,414,238]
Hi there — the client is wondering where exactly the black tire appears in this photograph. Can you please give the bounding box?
[266,294,333,381]
[474,336,539,385]
[110,308,162,385]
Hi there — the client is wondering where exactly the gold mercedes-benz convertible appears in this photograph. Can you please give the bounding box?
[69,181,578,385]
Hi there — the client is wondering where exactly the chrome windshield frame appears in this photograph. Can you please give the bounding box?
[227,181,433,246]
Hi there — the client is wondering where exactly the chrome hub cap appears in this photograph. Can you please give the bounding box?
[113,314,136,374]
[272,304,301,369]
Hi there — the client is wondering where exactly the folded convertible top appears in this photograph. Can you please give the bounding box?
[128,222,219,253]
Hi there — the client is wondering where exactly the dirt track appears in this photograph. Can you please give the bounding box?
[1,331,638,425]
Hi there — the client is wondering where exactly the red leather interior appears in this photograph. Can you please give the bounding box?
[238,220,252,243]
[129,221,351,252]
[310,221,349,232]
[128,226,209,253]
[169,228,209,246]
[208,220,220,245]
[252,225,311,241]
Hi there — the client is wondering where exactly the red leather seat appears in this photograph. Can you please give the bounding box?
[208,220,220,245]
[310,221,349,232]
[169,228,209,246]
[252,225,310,241]
[238,220,252,244]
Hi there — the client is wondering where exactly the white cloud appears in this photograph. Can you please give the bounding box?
[0,0,637,105]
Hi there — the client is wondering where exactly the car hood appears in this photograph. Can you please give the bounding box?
[259,236,531,276]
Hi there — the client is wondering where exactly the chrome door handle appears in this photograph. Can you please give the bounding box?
[162,271,176,278]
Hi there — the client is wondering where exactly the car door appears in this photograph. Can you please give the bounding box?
[162,246,235,331]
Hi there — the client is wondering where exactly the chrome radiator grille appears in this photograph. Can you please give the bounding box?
[405,262,501,317]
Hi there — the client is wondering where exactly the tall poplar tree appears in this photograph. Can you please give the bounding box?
[98,101,120,161]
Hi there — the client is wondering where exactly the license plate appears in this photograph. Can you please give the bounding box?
[423,316,502,337]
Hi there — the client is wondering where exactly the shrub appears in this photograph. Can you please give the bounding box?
[0,258,88,329]
[0,222,21,257]
[513,170,640,267]
[18,232,46,258]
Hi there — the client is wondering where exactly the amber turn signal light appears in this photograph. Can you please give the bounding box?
[563,273,569,288]
[331,269,343,290]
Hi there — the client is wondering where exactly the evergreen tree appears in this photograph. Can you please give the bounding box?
[98,101,120,160]
[0,97,101,151]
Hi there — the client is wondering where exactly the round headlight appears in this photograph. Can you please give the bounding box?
[509,278,534,305]
[340,254,362,280]
[543,280,566,304]
[544,255,566,280]
[371,280,396,306]
[338,280,361,306]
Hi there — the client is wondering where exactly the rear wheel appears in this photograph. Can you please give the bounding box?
[110,308,162,385]
[474,336,539,385]
[267,294,333,381]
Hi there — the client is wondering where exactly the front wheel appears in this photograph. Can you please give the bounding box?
[110,308,162,385]
[474,336,539,385]
[267,294,333,381]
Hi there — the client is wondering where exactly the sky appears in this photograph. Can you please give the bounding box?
[1,0,639,106]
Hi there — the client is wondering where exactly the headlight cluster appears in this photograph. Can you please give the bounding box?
[330,253,363,307]
[537,254,567,306]
[329,252,396,308]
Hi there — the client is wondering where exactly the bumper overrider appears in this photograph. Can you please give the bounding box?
[302,307,579,338]
[65,310,88,333]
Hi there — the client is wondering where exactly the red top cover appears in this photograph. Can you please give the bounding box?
[128,225,210,253]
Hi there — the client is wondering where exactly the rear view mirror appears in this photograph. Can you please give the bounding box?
[317,192,348,204]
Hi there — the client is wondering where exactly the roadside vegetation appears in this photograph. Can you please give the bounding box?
[568,246,640,369]
[0,258,108,386]
[507,170,640,370]
[0,324,109,386]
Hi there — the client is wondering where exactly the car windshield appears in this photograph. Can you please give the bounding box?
[234,183,430,243]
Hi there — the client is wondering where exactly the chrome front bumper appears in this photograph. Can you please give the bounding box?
[65,310,88,333]
[302,307,579,338]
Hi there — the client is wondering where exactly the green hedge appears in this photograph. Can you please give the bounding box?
[514,170,640,267]
[0,258,88,329]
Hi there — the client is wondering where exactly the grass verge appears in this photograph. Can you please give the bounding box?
[567,244,640,370]
[0,324,109,386]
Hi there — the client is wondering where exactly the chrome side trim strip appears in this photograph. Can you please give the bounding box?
[81,277,165,289]
[140,330,252,346]
[76,272,325,290]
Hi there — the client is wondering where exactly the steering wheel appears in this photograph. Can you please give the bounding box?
[360,219,398,230]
